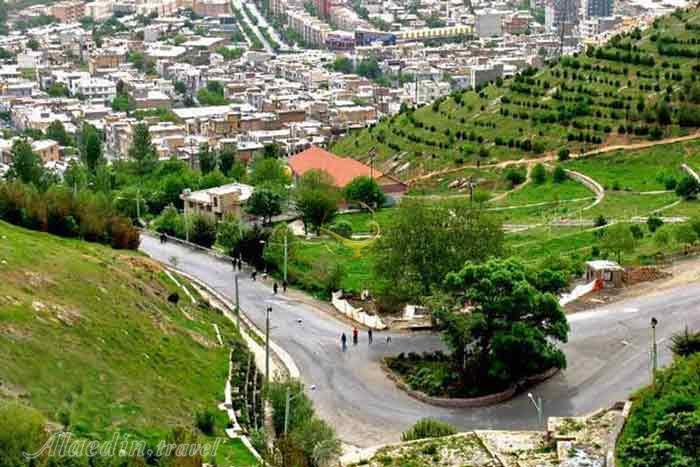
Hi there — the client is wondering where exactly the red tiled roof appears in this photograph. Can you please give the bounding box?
[288,146,384,187]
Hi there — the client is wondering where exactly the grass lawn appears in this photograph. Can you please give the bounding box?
[215,438,260,466]
[564,143,694,192]
[335,209,396,234]
[0,220,254,467]
[290,238,376,293]
[583,192,679,220]
[492,176,594,207]
[407,166,510,196]
[489,199,592,224]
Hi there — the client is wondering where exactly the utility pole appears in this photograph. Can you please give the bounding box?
[283,230,288,283]
[284,387,291,435]
[528,392,543,427]
[651,317,658,387]
[136,188,141,222]
[234,273,240,330]
[265,306,271,387]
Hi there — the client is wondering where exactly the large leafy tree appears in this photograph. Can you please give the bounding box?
[128,123,156,175]
[7,139,44,186]
[249,157,290,187]
[46,120,73,146]
[197,143,216,175]
[247,187,282,224]
[80,123,103,172]
[293,170,339,235]
[439,258,570,387]
[372,199,504,307]
[344,176,385,208]
[600,223,636,263]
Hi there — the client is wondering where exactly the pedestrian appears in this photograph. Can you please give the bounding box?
[273,282,278,294]
[238,258,242,271]
[352,327,358,345]
[341,333,347,352]
[368,328,373,344]
[251,270,257,281]
[282,280,288,293]
[232,258,236,270]
[386,335,392,344]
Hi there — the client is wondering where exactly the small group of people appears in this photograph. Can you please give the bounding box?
[340,327,375,351]
[272,281,288,294]
[231,258,244,271]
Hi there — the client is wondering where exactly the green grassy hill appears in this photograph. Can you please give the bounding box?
[332,6,700,178]
[0,221,256,464]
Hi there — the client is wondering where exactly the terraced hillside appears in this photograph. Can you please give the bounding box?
[333,6,700,179]
[0,221,256,465]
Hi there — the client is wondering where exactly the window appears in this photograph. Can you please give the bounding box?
[604,271,612,281]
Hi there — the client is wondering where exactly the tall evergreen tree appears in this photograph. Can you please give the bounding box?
[128,123,156,175]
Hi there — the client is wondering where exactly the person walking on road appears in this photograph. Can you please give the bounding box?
[273,282,278,294]
[251,270,257,281]
[282,280,288,293]
[368,328,373,344]
[352,327,358,345]
[341,333,347,352]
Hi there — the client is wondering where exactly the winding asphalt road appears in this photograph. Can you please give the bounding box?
[140,235,700,447]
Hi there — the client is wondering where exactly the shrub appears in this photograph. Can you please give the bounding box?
[670,327,700,357]
[675,176,700,199]
[594,215,608,227]
[531,164,547,184]
[504,167,527,187]
[553,166,568,183]
[195,409,216,435]
[647,215,664,233]
[329,220,353,239]
[401,418,457,442]
[557,148,570,161]
[108,217,140,250]
[188,214,217,248]
[630,225,644,240]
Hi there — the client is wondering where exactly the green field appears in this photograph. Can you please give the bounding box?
[564,142,698,191]
[0,221,257,465]
[332,7,700,178]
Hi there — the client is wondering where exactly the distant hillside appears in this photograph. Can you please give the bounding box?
[332,6,700,179]
[0,221,236,443]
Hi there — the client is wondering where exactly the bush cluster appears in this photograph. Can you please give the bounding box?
[0,181,139,249]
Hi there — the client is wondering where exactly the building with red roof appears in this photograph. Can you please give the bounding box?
[287,146,407,197]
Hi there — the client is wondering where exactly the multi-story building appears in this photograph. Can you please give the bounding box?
[84,0,113,21]
[475,10,504,38]
[586,0,613,18]
[192,0,230,17]
[181,183,254,220]
[88,47,127,73]
[545,0,580,34]
[50,1,86,22]
[16,51,44,69]
[74,77,117,102]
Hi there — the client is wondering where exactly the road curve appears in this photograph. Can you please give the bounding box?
[140,235,700,447]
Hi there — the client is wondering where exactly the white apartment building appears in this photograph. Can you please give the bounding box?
[75,77,117,102]
[85,0,114,21]
[17,51,44,69]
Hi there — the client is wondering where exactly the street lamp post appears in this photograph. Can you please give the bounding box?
[260,227,289,283]
[265,306,271,387]
[651,317,658,386]
[234,272,240,330]
[528,392,543,427]
[284,384,316,435]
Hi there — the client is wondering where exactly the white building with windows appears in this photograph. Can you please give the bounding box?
[74,77,117,102]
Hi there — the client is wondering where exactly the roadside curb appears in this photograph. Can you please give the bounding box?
[381,361,559,408]
[171,266,301,379]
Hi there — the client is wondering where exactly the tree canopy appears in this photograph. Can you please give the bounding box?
[372,199,504,308]
[439,258,570,388]
[293,169,339,235]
